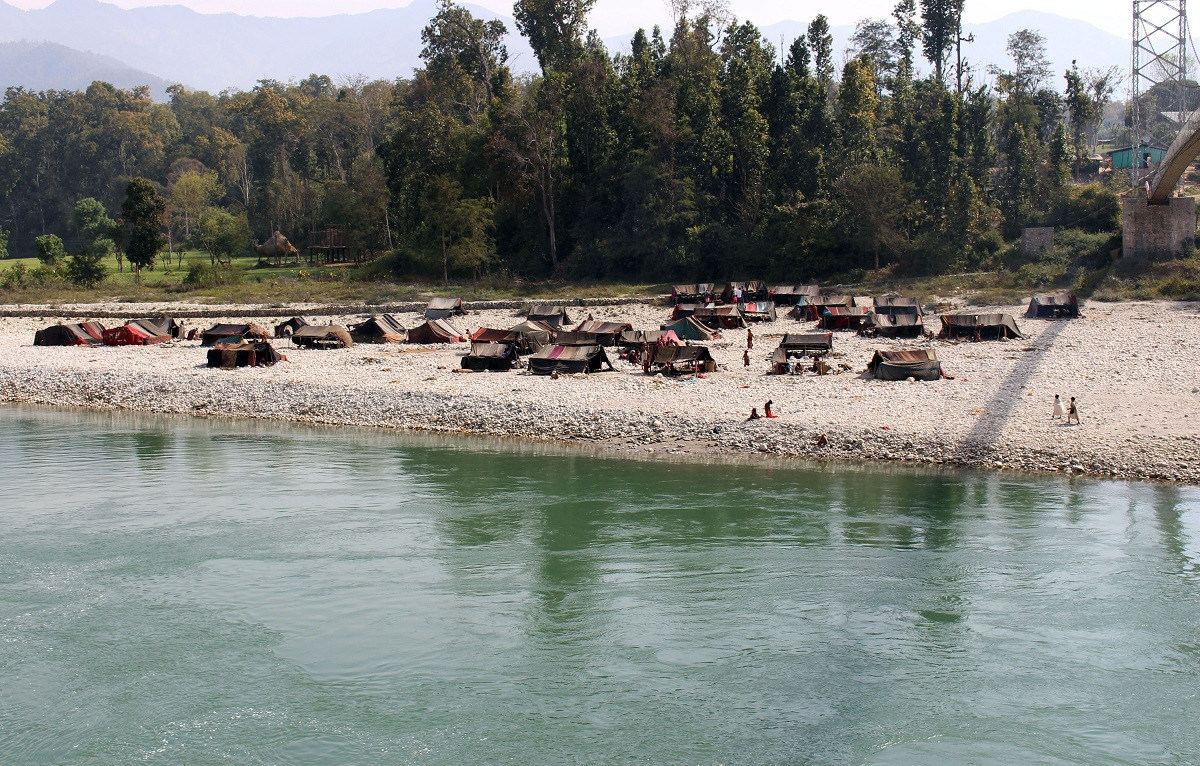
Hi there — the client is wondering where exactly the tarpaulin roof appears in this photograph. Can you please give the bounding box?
[874,296,921,308]
[291,325,354,347]
[467,341,516,358]
[779,332,833,350]
[102,322,170,346]
[868,348,941,381]
[811,295,852,307]
[556,331,601,346]
[672,283,715,296]
[425,297,466,318]
[407,319,465,343]
[939,313,1023,338]
[647,344,714,364]
[201,323,272,346]
[662,316,716,340]
[771,285,820,296]
[1026,293,1079,318]
[528,344,612,374]
[529,304,569,318]
[349,314,406,342]
[867,312,923,327]
[207,339,281,368]
[822,306,871,316]
[572,319,633,334]
[34,322,106,346]
[471,327,517,343]
[620,329,681,346]
[741,301,777,315]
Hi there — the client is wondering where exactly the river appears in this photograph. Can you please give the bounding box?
[0,405,1197,765]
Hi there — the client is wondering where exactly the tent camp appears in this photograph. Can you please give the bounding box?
[643,344,716,375]
[33,322,105,346]
[818,306,871,330]
[349,314,406,343]
[873,296,922,317]
[722,281,769,303]
[769,333,833,373]
[527,304,571,328]
[863,312,925,338]
[425,297,467,319]
[671,284,716,302]
[740,301,778,322]
[693,305,746,329]
[461,342,519,371]
[201,323,272,346]
[275,316,309,337]
[619,329,682,348]
[471,322,551,354]
[868,349,942,381]
[290,325,354,349]
[939,313,1023,340]
[570,319,633,345]
[206,339,281,368]
[1026,294,1079,318]
[407,319,466,343]
[528,344,613,375]
[799,295,853,320]
[662,316,717,341]
[102,321,172,346]
[770,285,819,305]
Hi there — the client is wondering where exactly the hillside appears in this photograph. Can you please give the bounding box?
[0,40,172,98]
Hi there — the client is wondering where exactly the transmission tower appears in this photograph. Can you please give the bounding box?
[1132,0,1189,184]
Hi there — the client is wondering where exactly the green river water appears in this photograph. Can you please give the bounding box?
[0,405,1197,765]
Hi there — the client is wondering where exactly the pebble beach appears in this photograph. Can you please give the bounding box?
[1,298,1198,484]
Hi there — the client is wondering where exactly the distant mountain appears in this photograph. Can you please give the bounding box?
[0,40,172,98]
[0,1,1128,98]
[0,0,537,94]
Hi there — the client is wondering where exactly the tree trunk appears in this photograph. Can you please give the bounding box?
[442,230,449,287]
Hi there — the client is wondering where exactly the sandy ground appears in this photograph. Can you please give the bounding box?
[1,299,1198,484]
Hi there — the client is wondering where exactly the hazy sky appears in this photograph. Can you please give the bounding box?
[5,0,1135,38]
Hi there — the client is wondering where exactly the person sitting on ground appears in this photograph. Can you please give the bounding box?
[765,400,777,418]
[747,407,761,420]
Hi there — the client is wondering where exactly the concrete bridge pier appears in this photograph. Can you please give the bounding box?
[1122,196,1197,259]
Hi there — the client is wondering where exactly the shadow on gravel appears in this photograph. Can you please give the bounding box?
[956,315,1075,453]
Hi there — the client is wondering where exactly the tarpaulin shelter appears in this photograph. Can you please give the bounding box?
[527,304,571,328]
[349,314,406,343]
[671,303,701,320]
[868,349,942,381]
[407,318,466,343]
[671,284,715,302]
[556,331,602,346]
[721,281,769,303]
[863,312,925,338]
[461,342,519,371]
[770,333,833,373]
[800,295,853,320]
[201,323,272,346]
[1026,293,1079,318]
[290,325,354,348]
[275,316,309,338]
[510,319,557,348]
[770,285,819,305]
[130,317,184,339]
[740,301,778,322]
[425,297,467,319]
[661,316,716,341]
[570,319,633,346]
[939,313,1023,340]
[206,339,281,368]
[643,344,716,375]
[818,306,871,330]
[34,322,105,346]
[694,305,746,329]
[619,329,682,348]
[528,344,613,375]
[873,296,922,317]
[102,321,171,346]
[471,322,551,354]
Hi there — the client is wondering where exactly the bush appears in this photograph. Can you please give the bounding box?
[1045,183,1120,232]
[183,261,243,288]
[66,252,107,288]
[34,234,66,266]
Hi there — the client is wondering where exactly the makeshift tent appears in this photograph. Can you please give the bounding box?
[527,304,571,328]
[740,301,777,322]
[290,325,354,348]
[128,317,183,339]
[619,329,682,348]
[425,297,466,319]
[407,319,465,343]
[939,313,1023,340]
[349,314,406,343]
[868,349,942,381]
[863,312,925,338]
[671,303,701,320]
[570,319,633,346]
[510,319,557,348]
[721,281,769,303]
[528,344,612,375]
[643,344,716,374]
[461,342,519,371]
[206,339,281,368]
[800,295,853,320]
[556,331,602,346]
[671,284,715,302]
[818,306,872,330]
[201,323,271,346]
[275,316,309,337]
[693,305,746,329]
[1026,294,1079,318]
[102,321,171,346]
[770,333,833,372]
[471,323,550,354]
[33,322,105,346]
[770,285,819,305]
[873,296,922,317]
[661,316,716,341]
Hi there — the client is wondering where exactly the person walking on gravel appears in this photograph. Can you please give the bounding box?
[1052,394,1065,421]
[1067,396,1080,425]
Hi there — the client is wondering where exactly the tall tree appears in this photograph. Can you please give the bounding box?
[920,0,956,84]
[807,16,834,90]
[513,0,596,73]
[120,177,165,281]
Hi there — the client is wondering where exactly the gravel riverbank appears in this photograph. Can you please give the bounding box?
[2,299,1198,484]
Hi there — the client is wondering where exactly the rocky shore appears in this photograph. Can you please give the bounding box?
[1,298,1198,484]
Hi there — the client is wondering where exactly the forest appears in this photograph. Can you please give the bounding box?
[0,0,1136,290]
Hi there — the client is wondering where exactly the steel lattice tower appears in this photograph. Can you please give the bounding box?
[1132,0,1189,183]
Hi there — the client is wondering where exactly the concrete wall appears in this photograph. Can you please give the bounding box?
[1021,227,1055,256]
[1122,196,1197,259]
